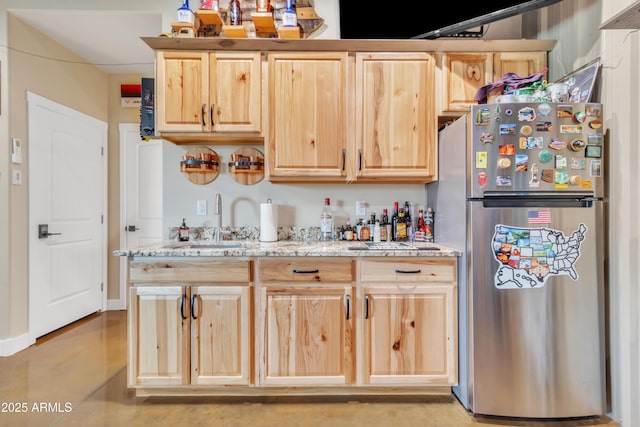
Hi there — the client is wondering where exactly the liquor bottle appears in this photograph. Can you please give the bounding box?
[343,218,354,241]
[359,217,371,242]
[355,218,364,241]
[228,0,242,25]
[368,213,377,242]
[373,220,381,242]
[390,202,399,241]
[380,208,389,242]
[178,218,190,241]
[281,0,297,27]
[394,208,408,242]
[404,201,413,241]
[417,209,427,233]
[425,207,435,242]
[320,197,334,241]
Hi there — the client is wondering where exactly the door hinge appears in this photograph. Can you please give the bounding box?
[101,214,104,224]
[101,146,104,156]
[101,282,104,291]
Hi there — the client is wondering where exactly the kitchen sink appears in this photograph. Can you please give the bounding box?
[166,241,245,249]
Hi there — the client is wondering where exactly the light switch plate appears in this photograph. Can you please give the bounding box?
[197,199,207,215]
[356,200,367,216]
[11,138,22,164]
[12,169,22,185]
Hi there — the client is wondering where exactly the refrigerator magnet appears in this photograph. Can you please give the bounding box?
[555,170,569,185]
[480,132,495,144]
[517,107,536,121]
[586,104,602,116]
[520,125,533,136]
[541,169,554,183]
[536,121,552,132]
[585,145,602,158]
[499,123,517,135]
[589,119,603,129]
[515,154,528,172]
[590,159,602,177]
[529,164,540,187]
[549,138,567,150]
[537,103,552,116]
[569,139,587,151]
[538,149,553,163]
[555,154,568,169]
[476,151,488,168]
[558,104,573,117]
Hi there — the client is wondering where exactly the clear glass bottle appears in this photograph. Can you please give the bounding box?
[320,197,334,241]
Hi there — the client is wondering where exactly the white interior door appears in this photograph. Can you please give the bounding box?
[117,124,163,310]
[28,92,106,340]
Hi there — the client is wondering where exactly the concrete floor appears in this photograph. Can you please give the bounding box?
[0,311,621,427]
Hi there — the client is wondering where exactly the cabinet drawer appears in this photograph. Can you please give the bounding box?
[258,258,354,282]
[359,258,456,283]
[129,260,251,283]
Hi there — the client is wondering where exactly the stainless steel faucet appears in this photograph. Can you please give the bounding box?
[214,192,222,242]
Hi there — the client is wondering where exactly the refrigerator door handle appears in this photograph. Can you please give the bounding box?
[481,197,595,208]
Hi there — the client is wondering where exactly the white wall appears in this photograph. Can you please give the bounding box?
[163,142,426,235]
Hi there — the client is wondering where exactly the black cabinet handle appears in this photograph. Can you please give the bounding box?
[365,294,369,319]
[292,269,319,274]
[180,293,187,320]
[395,269,422,274]
[345,294,350,320]
[201,104,206,126]
[341,148,346,171]
[358,148,362,171]
[210,104,214,126]
[190,293,198,319]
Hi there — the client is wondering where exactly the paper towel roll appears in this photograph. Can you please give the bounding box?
[260,201,278,242]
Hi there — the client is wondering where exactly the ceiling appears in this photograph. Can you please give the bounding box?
[10,9,163,74]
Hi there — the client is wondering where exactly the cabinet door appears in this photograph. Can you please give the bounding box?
[259,285,354,385]
[156,51,209,132]
[267,52,348,181]
[361,284,457,386]
[492,51,547,83]
[442,52,492,113]
[355,52,436,182]
[128,286,189,386]
[210,52,262,133]
[190,285,252,385]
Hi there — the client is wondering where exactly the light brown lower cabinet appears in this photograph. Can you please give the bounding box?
[127,256,457,395]
[358,259,458,386]
[127,259,252,388]
[256,258,355,386]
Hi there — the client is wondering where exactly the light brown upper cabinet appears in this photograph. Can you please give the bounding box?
[354,52,437,183]
[155,51,262,143]
[267,51,437,183]
[266,52,349,182]
[440,51,547,114]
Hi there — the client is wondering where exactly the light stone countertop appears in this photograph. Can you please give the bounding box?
[113,240,461,258]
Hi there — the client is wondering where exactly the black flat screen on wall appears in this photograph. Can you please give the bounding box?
[338,0,563,39]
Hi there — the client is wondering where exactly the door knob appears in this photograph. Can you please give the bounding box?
[126,225,140,232]
[38,224,61,239]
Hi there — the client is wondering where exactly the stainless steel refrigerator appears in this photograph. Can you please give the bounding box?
[428,102,606,418]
